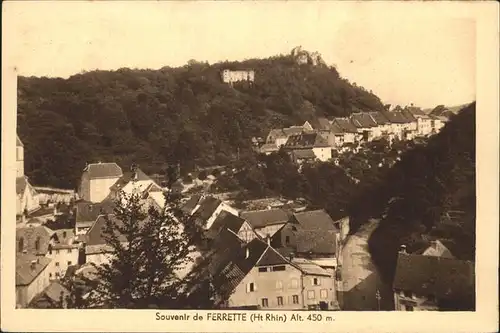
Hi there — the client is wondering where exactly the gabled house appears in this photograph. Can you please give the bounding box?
[331,118,359,144]
[206,210,258,244]
[141,182,166,211]
[78,162,123,203]
[266,129,288,147]
[430,115,447,134]
[189,195,239,230]
[407,108,433,137]
[414,239,455,259]
[283,133,332,162]
[74,200,115,236]
[107,166,160,201]
[16,253,52,308]
[240,208,292,238]
[16,225,54,256]
[350,113,379,142]
[393,247,475,311]
[191,231,338,310]
[259,143,279,155]
[29,281,70,308]
[16,176,40,217]
[47,229,80,280]
[290,149,316,165]
[367,111,392,138]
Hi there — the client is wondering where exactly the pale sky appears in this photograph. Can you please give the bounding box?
[4,1,476,109]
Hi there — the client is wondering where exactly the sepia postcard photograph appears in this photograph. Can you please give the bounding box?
[1,1,498,332]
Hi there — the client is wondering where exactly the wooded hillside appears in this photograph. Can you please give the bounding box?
[17,51,384,188]
[350,102,476,284]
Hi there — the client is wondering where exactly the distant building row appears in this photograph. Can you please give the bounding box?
[261,109,448,162]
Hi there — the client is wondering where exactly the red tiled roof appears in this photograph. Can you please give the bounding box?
[84,163,123,179]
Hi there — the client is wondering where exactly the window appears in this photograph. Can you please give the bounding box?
[285,236,290,245]
[272,265,286,272]
[292,295,299,304]
[247,283,255,292]
[55,272,60,278]
[320,289,328,299]
[258,267,267,273]
[261,298,268,308]
[62,231,67,238]
[49,273,52,278]
[35,237,41,251]
[276,280,283,290]
[313,277,320,286]
[290,278,299,289]
[56,249,60,254]
[277,296,284,306]
[67,249,72,254]
[307,290,315,300]
[67,261,72,266]
[55,262,59,267]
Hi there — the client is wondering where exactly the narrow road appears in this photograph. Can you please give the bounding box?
[338,219,393,311]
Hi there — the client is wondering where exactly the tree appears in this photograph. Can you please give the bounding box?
[82,189,206,309]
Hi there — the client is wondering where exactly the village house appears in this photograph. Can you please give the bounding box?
[430,115,448,134]
[350,113,380,142]
[107,165,161,201]
[207,210,258,244]
[183,195,240,230]
[393,246,474,311]
[414,239,455,259]
[194,230,338,310]
[240,208,292,239]
[16,225,54,257]
[29,281,70,308]
[331,118,359,144]
[74,200,115,236]
[16,135,40,217]
[407,108,434,137]
[16,253,52,308]
[83,214,126,266]
[46,229,80,280]
[367,111,392,138]
[220,69,255,86]
[283,132,332,162]
[290,149,317,165]
[78,162,123,203]
[259,143,279,155]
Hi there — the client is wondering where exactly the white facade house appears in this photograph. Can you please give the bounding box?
[16,254,52,308]
[78,163,123,203]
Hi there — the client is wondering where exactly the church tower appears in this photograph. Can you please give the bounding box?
[16,134,24,178]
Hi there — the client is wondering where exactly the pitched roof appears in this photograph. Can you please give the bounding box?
[192,196,222,221]
[282,126,306,136]
[295,229,337,255]
[393,253,474,301]
[401,110,417,122]
[16,225,54,255]
[16,253,52,286]
[309,117,332,131]
[292,149,316,160]
[75,200,115,224]
[260,143,279,153]
[84,163,123,179]
[291,258,331,276]
[368,112,390,125]
[16,176,28,196]
[42,281,70,303]
[109,168,153,191]
[52,229,76,247]
[17,135,24,147]
[350,113,378,128]
[414,240,455,259]
[207,210,247,239]
[267,129,286,139]
[284,133,330,148]
[292,209,339,231]
[332,118,358,133]
[240,209,291,228]
[329,122,345,134]
[181,195,202,214]
[256,246,289,266]
[382,111,412,124]
[86,214,128,246]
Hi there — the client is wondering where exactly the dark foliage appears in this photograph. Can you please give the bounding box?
[17,52,383,188]
[351,103,476,284]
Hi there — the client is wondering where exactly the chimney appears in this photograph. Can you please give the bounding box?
[266,234,271,246]
[400,245,407,254]
[288,252,295,262]
[30,260,37,270]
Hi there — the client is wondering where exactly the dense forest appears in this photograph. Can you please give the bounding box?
[349,103,476,284]
[17,50,384,189]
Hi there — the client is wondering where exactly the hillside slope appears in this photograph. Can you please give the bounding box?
[350,102,475,285]
[17,51,384,188]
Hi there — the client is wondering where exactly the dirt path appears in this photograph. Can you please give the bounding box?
[338,219,393,310]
